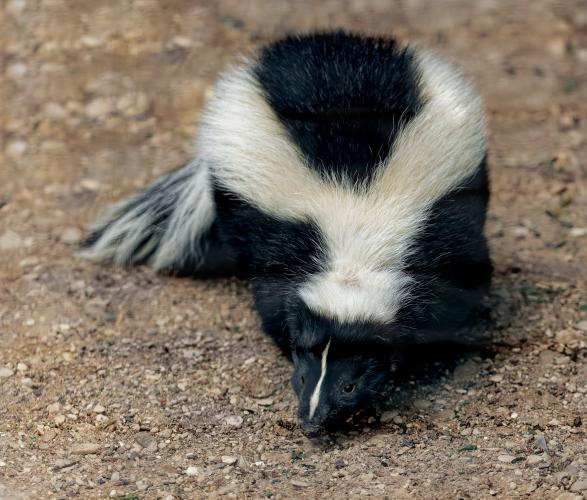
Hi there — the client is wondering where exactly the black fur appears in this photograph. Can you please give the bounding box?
[255,31,422,185]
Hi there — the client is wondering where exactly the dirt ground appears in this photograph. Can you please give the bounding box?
[1,1,587,498]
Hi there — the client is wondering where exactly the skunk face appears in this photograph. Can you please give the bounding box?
[81,31,492,436]
[292,342,388,435]
[287,301,391,433]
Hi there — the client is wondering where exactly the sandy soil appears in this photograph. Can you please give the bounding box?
[1,1,587,498]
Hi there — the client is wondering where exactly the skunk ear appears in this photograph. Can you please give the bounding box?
[79,159,237,277]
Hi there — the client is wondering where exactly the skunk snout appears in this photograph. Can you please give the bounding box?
[299,420,324,438]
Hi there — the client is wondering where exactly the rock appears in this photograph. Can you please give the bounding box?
[413,399,432,410]
[224,415,243,428]
[16,363,28,373]
[185,466,198,476]
[60,227,82,245]
[221,456,237,465]
[53,458,79,470]
[556,329,582,344]
[71,443,101,455]
[0,231,24,251]
[134,432,157,451]
[85,98,112,119]
[547,37,570,57]
[47,402,61,414]
[380,411,397,423]
[6,63,27,80]
[6,0,27,16]
[0,367,14,378]
[256,398,273,406]
[6,140,28,159]
[534,435,548,452]
[527,454,543,465]
[92,404,106,414]
[555,493,582,500]
[291,479,311,488]
[576,321,587,332]
[511,226,530,239]
[488,374,503,383]
[54,414,66,425]
[40,429,57,442]
[570,228,587,237]
[116,92,150,118]
[497,454,516,463]
[80,36,103,48]
[79,178,101,191]
[570,480,587,492]
[44,102,67,120]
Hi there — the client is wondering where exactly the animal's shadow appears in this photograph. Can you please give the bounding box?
[317,280,530,444]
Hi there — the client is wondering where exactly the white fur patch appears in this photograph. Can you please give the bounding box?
[80,159,215,270]
[198,49,486,322]
[309,338,331,420]
[151,161,215,271]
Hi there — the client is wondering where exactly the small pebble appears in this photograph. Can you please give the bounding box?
[555,329,582,345]
[0,367,14,378]
[60,227,82,245]
[85,98,112,119]
[224,415,243,428]
[413,399,432,410]
[92,404,106,414]
[380,411,397,423]
[185,466,198,476]
[221,456,237,465]
[53,458,78,470]
[6,140,28,159]
[0,231,24,251]
[527,454,543,465]
[570,480,587,492]
[497,454,516,463]
[71,443,101,455]
[291,479,311,488]
[47,402,61,414]
[6,63,27,80]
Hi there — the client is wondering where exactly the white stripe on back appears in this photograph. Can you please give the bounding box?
[197,50,485,323]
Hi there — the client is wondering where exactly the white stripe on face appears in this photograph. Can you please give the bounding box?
[308,338,332,420]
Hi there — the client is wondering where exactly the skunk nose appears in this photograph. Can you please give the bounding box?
[299,419,323,438]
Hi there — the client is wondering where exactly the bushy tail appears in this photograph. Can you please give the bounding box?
[79,159,220,275]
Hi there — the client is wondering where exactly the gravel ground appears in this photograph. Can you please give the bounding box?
[1,1,587,498]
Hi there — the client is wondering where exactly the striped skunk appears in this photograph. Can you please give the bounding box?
[81,31,492,436]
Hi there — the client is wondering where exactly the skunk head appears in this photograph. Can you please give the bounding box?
[288,302,393,435]
[292,340,388,436]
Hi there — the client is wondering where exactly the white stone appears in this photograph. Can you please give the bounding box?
[185,466,198,476]
[6,140,28,159]
[570,227,587,237]
[6,63,27,80]
[60,227,82,244]
[224,415,243,428]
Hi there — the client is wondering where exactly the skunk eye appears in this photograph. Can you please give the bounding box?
[343,383,356,393]
[300,375,305,385]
